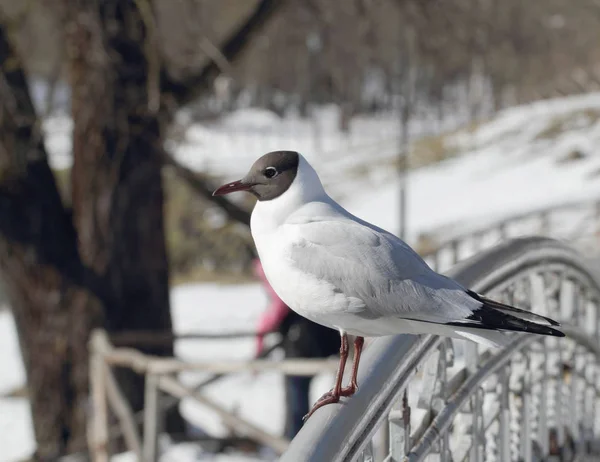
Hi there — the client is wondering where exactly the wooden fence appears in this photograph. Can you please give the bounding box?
[87,329,338,462]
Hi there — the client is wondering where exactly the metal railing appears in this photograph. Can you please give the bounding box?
[422,197,600,273]
[282,236,600,461]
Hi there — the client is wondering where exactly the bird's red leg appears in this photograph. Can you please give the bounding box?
[340,336,364,397]
[303,332,349,421]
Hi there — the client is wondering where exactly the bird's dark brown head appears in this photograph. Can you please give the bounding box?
[213,150,300,201]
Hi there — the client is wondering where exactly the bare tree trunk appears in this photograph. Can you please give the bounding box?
[0,19,106,458]
[62,0,185,435]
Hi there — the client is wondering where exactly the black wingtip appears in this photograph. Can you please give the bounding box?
[467,290,562,327]
[455,291,566,338]
[446,318,565,337]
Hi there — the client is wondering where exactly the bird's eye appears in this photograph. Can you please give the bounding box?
[264,167,278,178]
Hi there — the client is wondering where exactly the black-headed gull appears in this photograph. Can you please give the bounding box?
[214,150,564,419]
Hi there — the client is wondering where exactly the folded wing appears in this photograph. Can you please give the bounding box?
[289,216,563,337]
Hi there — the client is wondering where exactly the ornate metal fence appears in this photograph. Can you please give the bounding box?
[422,198,600,273]
[281,236,600,462]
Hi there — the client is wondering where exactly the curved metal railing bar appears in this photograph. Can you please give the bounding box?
[421,197,600,272]
[281,236,600,462]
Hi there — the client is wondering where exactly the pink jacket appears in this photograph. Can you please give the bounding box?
[253,259,290,355]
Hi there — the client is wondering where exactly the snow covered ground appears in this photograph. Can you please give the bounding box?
[348,93,600,241]
[45,94,600,244]
[4,93,600,460]
[167,93,600,243]
[44,103,461,200]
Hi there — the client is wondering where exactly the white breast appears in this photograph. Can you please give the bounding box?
[252,214,332,320]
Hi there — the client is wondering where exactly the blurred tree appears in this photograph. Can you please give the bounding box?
[0,15,106,459]
[5,0,600,117]
[0,0,282,459]
[60,0,186,447]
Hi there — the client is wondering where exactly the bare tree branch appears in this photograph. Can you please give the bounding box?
[162,0,284,106]
[162,151,252,228]
[133,0,161,113]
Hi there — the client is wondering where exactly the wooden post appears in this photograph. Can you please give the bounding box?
[143,373,160,462]
[104,364,143,459]
[89,332,109,462]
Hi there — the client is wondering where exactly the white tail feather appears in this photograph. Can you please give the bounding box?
[455,328,511,348]
[405,320,512,348]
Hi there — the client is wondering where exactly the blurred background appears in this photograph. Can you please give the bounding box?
[2,0,600,461]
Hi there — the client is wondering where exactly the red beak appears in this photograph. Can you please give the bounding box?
[212,180,252,196]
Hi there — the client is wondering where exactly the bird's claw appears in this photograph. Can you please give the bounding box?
[302,389,339,421]
[302,384,359,422]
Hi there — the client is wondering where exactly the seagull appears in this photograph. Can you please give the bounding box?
[213,150,564,419]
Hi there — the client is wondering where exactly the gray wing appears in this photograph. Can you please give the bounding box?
[288,218,479,322]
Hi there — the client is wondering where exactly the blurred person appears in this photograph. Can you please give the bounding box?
[253,259,340,439]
